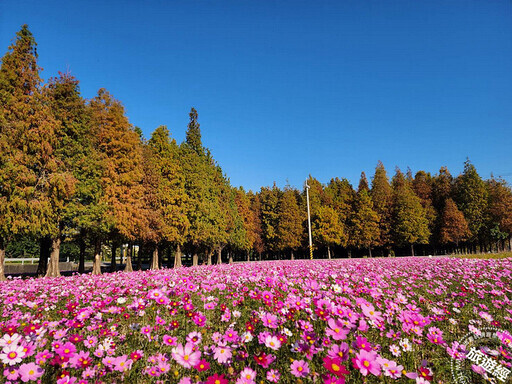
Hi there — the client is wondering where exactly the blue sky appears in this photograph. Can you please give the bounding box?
[1,0,511,192]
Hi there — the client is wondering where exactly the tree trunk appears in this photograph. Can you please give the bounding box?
[174,244,182,268]
[259,252,262,261]
[228,251,233,264]
[217,247,222,264]
[110,242,118,273]
[136,243,143,270]
[246,250,250,262]
[290,249,294,260]
[150,245,159,270]
[509,236,512,251]
[411,244,415,257]
[37,236,52,276]
[192,252,198,266]
[368,247,372,258]
[347,249,352,258]
[327,246,331,259]
[125,243,133,272]
[78,233,86,274]
[92,239,102,275]
[207,250,212,265]
[45,236,61,278]
[0,237,6,281]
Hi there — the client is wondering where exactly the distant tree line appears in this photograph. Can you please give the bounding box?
[1,26,511,279]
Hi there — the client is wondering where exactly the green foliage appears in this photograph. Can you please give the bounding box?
[370,161,393,247]
[391,168,430,247]
[455,159,488,241]
[276,187,303,252]
[349,189,380,249]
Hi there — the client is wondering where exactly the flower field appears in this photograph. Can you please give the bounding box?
[1,257,511,384]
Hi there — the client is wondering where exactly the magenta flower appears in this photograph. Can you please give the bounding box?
[290,359,310,378]
[352,349,381,376]
[55,342,76,358]
[163,335,177,346]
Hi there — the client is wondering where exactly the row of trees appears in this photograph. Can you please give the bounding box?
[1,26,511,279]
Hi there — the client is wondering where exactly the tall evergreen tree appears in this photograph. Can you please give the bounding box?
[357,172,370,193]
[185,108,203,156]
[486,178,512,251]
[46,72,101,274]
[143,126,190,270]
[454,159,488,249]
[0,25,73,279]
[313,206,344,259]
[259,184,281,255]
[370,161,393,253]
[349,186,380,257]
[439,198,470,249]
[89,89,146,274]
[249,192,265,259]
[276,187,303,259]
[234,188,257,261]
[391,168,430,256]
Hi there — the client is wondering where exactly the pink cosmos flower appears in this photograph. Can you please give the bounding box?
[163,335,177,346]
[3,367,19,381]
[172,342,201,369]
[84,336,97,349]
[328,343,349,361]
[352,349,381,376]
[239,367,257,382]
[266,369,280,383]
[187,331,203,344]
[290,360,310,378]
[213,345,232,364]
[326,318,349,341]
[264,335,282,350]
[18,362,44,382]
[260,312,278,329]
[56,342,76,358]
[113,355,133,372]
[57,376,77,384]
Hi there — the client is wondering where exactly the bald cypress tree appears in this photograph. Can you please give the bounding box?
[145,126,189,269]
[439,198,470,250]
[46,72,101,274]
[89,89,146,274]
[391,168,430,256]
[185,108,203,156]
[349,177,380,257]
[0,25,74,279]
[276,187,303,259]
[358,172,370,193]
[259,184,281,255]
[486,178,512,252]
[370,161,393,254]
[454,160,488,251]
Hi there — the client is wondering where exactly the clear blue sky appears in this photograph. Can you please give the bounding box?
[1,0,511,192]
